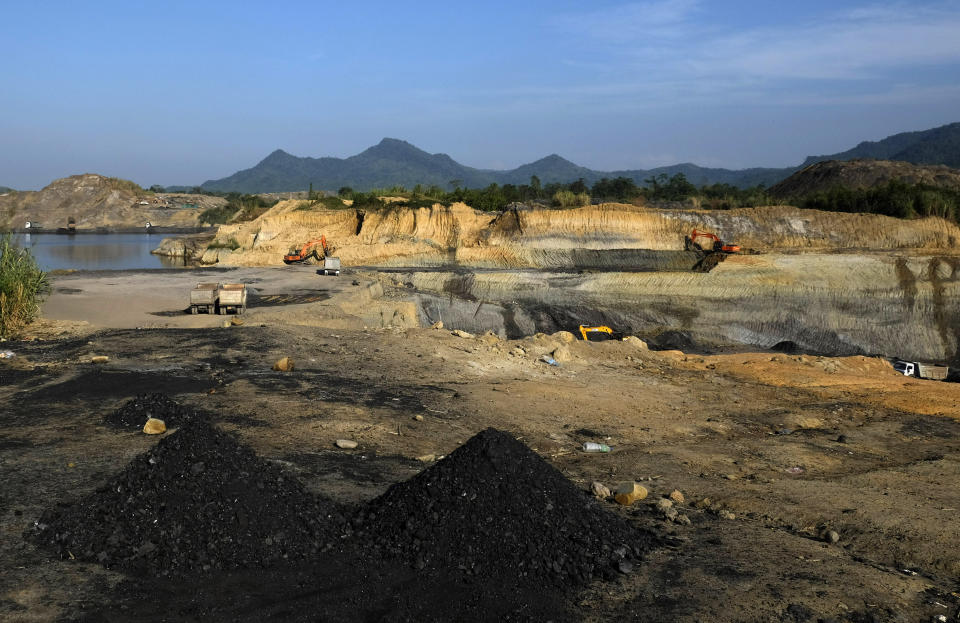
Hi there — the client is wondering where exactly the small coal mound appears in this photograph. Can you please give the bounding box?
[355,428,653,588]
[103,393,203,429]
[29,420,344,576]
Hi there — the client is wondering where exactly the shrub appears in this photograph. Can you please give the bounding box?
[297,196,348,210]
[552,190,591,208]
[0,235,50,338]
[199,205,240,224]
[207,237,241,250]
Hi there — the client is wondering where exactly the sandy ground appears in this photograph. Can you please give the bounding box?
[3,268,960,621]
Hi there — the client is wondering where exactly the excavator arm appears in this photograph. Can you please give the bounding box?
[283,235,328,264]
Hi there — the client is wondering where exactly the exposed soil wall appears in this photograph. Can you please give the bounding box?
[205,202,960,268]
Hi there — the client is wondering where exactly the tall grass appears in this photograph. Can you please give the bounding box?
[0,235,50,338]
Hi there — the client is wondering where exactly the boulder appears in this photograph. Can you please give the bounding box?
[143,418,166,435]
[335,439,358,449]
[669,489,685,504]
[272,357,294,372]
[622,336,648,349]
[551,344,572,362]
[590,481,611,500]
[552,331,576,343]
[451,329,474,339]
[613,482,648,506]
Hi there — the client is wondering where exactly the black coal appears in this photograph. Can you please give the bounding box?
[355,428,654,587]
[28,420,344,576]
[103,393,204,430]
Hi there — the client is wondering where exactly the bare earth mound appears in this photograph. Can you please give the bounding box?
[770,158,960,198]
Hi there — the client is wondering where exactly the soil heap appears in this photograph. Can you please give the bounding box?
[356,428,654,588]
[28,420,344,576]
[103,393,204,430]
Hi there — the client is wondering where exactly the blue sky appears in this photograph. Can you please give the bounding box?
[2,0,959,189]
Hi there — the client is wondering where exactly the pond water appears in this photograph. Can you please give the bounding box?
[12,233,186,271]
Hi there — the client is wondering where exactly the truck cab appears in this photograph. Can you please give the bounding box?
[893,361,916,377]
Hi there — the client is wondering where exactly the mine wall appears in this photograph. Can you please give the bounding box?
[385,253,960,363]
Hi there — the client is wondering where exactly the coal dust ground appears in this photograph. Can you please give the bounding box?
[3,324,960,622]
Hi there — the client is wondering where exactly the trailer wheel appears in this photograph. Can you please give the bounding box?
[219,307,226,315]
[190,306,198,315]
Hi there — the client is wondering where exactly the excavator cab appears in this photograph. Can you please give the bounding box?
[579,325,620,342]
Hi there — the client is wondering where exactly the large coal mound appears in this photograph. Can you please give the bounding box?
[356,427,654,588]
[103,392,204,430]
[29,420,344,576]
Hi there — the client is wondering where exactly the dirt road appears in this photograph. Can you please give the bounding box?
[2,270,960,621]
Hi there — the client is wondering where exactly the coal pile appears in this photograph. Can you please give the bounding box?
[355,428,653,588]
[29,420,344,576]
[103,393,203,430]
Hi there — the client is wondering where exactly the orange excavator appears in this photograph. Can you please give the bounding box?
[686,229,740,254]
[283,235,328,264]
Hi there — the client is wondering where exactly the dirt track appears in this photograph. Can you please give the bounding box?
[3,269,960,620]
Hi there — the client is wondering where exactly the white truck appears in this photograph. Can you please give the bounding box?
[320,256,341,276]
[893,360,949,380]
[217,283,248,314]
[190,283,220,314]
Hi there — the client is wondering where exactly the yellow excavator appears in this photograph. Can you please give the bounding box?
[579,325,619,341]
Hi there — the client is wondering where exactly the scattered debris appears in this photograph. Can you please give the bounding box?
[415,454,436,463]
[786,466,806,475]
[541,355,560,367]
[90,355,109,364]
[582,442,612,453]
[451,329,474,339]
[335,439,358,449]
[431,321,443,330]
[591,481,611,500]
[0,350,14,359]
[669,489,685,504]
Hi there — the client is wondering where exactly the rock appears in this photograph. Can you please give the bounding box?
[510,347,525,357]
[90,355,109,364]
[824,529,840,544]
[222,320,232,328]
[718,510,736,520]
[551,345,572,363]
[416,454,436,463]
[451,329,473,339]
[663,507,678,521]
[143,418,166,435]
[617,559,634,574]
[622,336,648,349]
[590,481,611,500]
[613,482,648,506]
[785,414,825,430]
[431,321,444,330]
[272,357,294,372]
[479,330,501,346]
[668,489,685,504]
[551,330,575,343]
[335,439,358,449]
[836,434,848,444]
[675,514,691,525]
[656,498,674,512]
[230,316,243,326]
[694,497,712,509]
[413,414,424,422]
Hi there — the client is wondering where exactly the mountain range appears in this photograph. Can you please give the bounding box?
[199,122,960,193]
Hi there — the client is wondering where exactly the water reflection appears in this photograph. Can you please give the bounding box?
[12,233,186,271]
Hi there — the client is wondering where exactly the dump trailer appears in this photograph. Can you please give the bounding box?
[190,283,220,314]
[217,283,248,314]
[917,363,949,381]
[320,256,341,276]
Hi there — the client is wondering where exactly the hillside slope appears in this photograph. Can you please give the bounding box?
[199,122,960,194]
[769,159,960,198]
[803,122,960,168]
[0,174,226,231]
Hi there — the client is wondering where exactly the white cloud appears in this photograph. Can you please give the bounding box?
[554,1,960,92]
